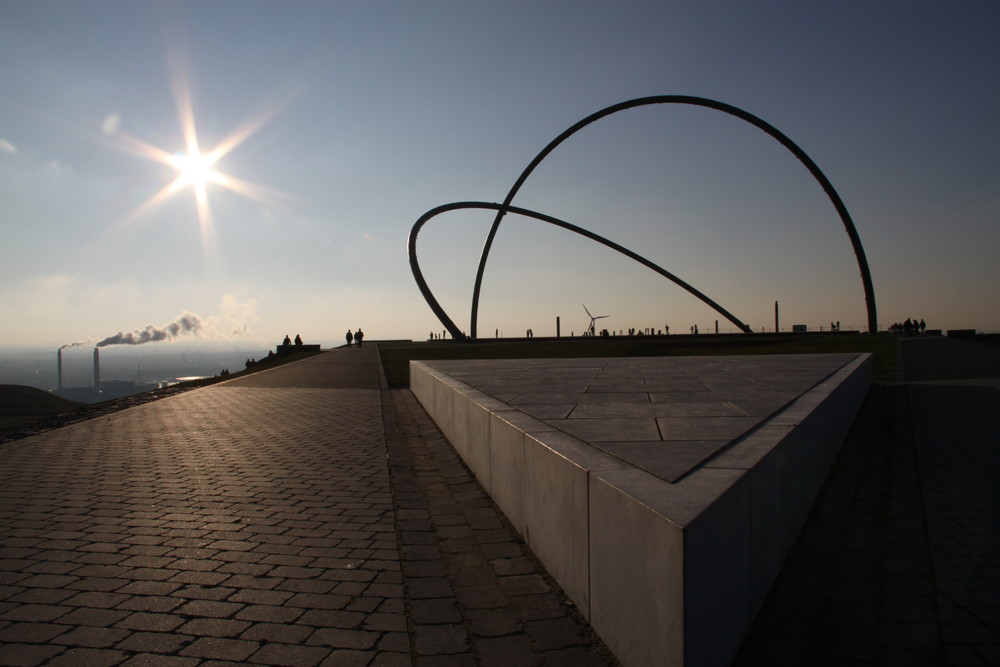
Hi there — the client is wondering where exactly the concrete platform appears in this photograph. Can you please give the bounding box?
[410,353,872,667]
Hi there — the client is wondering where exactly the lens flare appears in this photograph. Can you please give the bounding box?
[107,55,294,262]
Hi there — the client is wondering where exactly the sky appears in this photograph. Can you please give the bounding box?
[1,1,998,351]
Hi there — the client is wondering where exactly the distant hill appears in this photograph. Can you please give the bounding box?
[0,384,84,426]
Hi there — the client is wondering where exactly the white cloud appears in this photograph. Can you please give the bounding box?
[215,295,260,336]
[0,138,16,154]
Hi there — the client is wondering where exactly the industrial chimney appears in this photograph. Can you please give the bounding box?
[93,347,100,388]
[57,348,63,390]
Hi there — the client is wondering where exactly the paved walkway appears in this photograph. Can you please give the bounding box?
[904,338,1000,666]
[735,336,1000,666]
[0,345,615,666]
[3,337,998,666]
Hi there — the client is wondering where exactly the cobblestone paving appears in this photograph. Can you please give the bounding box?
[736,336,1000,666]
[733,382,945,666]
[912,382,1000,665]
[0,382,404,666]
[905,336,1000,666]
[8,338,994,666]
[384,389,618,667]
[0,348,617,666]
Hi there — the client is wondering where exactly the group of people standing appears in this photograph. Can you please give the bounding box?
[345,329,365,347]
[889,318,927,335]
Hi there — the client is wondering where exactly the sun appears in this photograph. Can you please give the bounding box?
[170,148,222,190]
[106,61,291,258]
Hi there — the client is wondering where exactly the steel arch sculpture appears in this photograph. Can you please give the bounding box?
[409,201,753,339]
[409,95,877,340]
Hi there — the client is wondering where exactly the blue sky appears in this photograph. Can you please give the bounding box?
[1,1,998,349]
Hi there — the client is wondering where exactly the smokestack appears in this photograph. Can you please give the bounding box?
[57,348,63,390]
[93,348,100,388]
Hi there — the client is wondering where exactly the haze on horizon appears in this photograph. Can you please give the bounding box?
[2,1,998,351]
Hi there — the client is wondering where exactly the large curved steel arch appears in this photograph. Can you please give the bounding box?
[408,202,753,339]
[467,95,877,337]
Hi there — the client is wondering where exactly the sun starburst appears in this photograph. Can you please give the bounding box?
[106,59,290,260]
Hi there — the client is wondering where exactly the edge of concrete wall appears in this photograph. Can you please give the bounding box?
[410,354,872,667]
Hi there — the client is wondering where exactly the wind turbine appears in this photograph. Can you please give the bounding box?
[582,304,609,336]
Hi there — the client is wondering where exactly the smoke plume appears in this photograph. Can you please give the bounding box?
[61,311,205,349]
[60,339,94,350]
[96,312,204,347]
[60,297,257,350]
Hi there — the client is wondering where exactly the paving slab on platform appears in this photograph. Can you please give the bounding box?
[418,354,860,483]
[410,353,872,667]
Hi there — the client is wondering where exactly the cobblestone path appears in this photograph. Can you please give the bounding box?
[0,347,616,666]
[736,336,1000,666]
[384,389,617,667]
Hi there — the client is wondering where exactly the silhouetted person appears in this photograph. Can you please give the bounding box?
[282,335,291,346]
[294,334,303,346]
[346,330,353,347]
[355,329,364,348]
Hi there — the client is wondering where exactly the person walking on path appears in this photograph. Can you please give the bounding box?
[345,329,353,347]
[355,328,364,348]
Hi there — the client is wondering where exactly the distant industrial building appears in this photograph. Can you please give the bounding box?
[53,347,157,404]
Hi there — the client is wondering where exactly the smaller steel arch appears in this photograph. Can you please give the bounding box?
[407,201,753,340]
